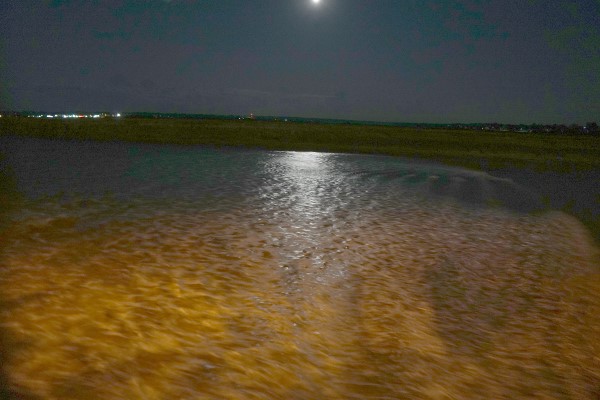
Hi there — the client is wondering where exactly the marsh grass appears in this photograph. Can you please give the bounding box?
[2,117,599,171]
[2,117,599,242]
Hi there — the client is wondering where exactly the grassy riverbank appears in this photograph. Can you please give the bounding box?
[2,117,599,171]
[1,116,600,244]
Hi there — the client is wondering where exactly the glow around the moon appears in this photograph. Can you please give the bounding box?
[312,0,320,4]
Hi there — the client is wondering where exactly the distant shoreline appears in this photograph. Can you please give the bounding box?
[2,116,599,172]
[2,112,599,136]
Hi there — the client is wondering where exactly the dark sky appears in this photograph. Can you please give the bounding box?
[1,1,599,124]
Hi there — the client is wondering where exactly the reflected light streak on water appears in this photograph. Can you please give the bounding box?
[0,136,599,399]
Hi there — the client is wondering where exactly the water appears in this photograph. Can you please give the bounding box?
[0,136,599,399]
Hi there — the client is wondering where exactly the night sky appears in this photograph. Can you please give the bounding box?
[1,1,599,124]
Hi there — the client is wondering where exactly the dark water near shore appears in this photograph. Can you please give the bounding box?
[0,136,599,399]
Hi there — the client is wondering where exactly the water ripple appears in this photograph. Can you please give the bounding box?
[0,137,598,399]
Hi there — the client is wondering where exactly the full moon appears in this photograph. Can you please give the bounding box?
[312,0,320,4]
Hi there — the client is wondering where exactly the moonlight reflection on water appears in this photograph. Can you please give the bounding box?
[0,137,598,399]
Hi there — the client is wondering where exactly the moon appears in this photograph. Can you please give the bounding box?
[312,0,320,4]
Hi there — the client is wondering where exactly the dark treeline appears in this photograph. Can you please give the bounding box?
[449,122,599,136]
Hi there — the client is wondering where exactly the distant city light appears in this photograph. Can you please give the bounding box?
[25,112,122,119]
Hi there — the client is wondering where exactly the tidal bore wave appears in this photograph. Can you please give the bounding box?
[0,137,598,399]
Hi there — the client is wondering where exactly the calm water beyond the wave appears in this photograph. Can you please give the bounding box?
[0,136,599,399]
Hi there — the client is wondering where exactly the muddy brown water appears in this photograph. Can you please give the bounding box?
[0,136,598,399]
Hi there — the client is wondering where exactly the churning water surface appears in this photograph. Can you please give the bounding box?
[0,136,599,399]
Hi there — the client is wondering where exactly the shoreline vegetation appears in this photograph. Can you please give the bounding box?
[1,116,599,243]
[2,116,600,171]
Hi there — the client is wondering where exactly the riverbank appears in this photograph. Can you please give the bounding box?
[1,116,599,243]
[2,117,599,171]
